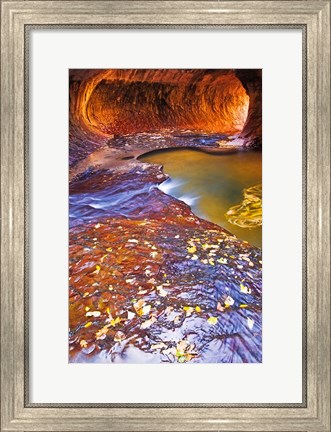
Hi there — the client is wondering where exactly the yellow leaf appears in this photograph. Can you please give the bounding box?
[110,317,121,327]
[183,306,194,316]
[195,306,201,312]
[240,304,248,308]
[84,322,92,328]
[187,245,196,254]
[208,317,218,325]
[217,258,228,264]
[93,264,101,274]
[240,283,251,294]
[80,339,88,348]
[95,326,109,340]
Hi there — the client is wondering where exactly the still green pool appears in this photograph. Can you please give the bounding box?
[140,148,262,248]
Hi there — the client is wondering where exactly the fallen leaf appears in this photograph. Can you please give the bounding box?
[140,317,156,329]
[110,317,121,327]
[240,283,251,294]
[173,316,181,324]
[151,342,167,350]
[126,278,136,284]
[95,326,109,340]
[247,317,255,330]
[217,258,228,264]
[217,302,225,312]
[93,265,101,274]
[157,286,168,297]
[208,316,218,325]
[101,254,107,262]
[114,331,126,342]
[224,296,235,307]
[138,289,148,295]
[86,311,101,317]
[133,299,145,313]
[141,305,151,316]
[183,306,194,316]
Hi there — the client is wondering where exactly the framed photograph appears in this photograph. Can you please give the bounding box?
[1,1,330,431]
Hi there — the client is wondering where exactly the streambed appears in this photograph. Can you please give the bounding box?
[69,135,262,363]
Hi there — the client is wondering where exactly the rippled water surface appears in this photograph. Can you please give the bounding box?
[140,149,262,247]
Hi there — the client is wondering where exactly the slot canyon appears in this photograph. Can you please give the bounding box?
[69,69,262,363]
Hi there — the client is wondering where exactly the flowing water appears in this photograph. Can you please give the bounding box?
[139,149,262,248]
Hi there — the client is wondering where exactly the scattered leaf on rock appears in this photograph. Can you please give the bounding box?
[114,331,126,342]
[208,316,218,325]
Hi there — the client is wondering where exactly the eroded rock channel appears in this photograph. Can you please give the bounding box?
[69,69,262,363]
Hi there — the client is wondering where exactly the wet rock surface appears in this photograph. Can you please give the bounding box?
[69,154,262,363]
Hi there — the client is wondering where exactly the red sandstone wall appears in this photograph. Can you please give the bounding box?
[69,69,262,164]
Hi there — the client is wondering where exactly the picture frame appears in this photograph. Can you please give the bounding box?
[0,1,330,431]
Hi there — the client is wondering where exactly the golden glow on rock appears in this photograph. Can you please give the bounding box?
[70,69,250,139]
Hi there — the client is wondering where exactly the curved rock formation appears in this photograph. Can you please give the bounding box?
[235,69,262,148]
[69,69,262,166]
[68,69,263,363]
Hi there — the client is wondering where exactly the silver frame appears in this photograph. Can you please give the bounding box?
[1,1,330,431]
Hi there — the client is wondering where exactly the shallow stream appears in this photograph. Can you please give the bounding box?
[140,149,262,248]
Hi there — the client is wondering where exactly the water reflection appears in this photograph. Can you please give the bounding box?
[140,149,262,248]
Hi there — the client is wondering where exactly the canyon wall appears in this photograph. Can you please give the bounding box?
[69,69,262,165]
